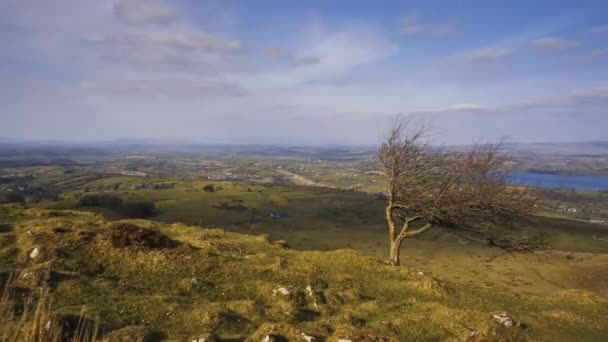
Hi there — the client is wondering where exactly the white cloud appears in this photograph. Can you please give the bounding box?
[80,78,247,98]
[590,48,608,59]
[452,47,513,63]
[530,37,576,52]
[114,0,177,25]
[262,46,321,68]
[1,0,605,145]
[523,87,608,106]
[308,24,399,70]
[399,15,458,35]
[399,16,425,34]
[588,25,608,34]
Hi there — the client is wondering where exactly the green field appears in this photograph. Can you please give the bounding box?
[26,172,607,298]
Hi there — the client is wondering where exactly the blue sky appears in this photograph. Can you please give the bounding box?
[1,0,607,145]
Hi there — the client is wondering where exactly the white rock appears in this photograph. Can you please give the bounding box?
[417,270,425,276]
[45,320,52,331]
[191,277,200,286]
[274,287,291,296]
[305,285,319,308]
[29,247,39,259]
[301,333,315,342]
[262,335,274,342]
[338,339,353,342]
[492,312,514,327]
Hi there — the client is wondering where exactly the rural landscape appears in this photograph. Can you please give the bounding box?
[2,0,608,341]
[1,135,608,341]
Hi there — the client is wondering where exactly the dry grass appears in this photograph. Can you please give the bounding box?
[1,207,607,341]
[0,273,101,342]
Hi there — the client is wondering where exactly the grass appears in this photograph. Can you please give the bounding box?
[35,176,608,296]
[1,206,608,340]
[0,273,101,342]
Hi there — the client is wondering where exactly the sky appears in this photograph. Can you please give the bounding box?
[1,0,607,146]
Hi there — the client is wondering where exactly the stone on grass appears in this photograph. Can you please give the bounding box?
[274,287,291,296]
[191,277,201,286]
[191,332,215,342]
[301,332,316,341]
[493,312,514,327]
[29,247,39,259]
[262,335,277,342]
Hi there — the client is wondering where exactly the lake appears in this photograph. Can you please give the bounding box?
[510,172,608,191]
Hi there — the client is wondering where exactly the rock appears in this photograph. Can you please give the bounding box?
[417,270,425,276]
[191,332,216,342]
[301,333,315,341]
[262,335,277,342]
[492,312,514,327]
[305,285,320,309]
[274,287,291,296]
[191,277,201,286]
[29,247,39,259]
[108,325,151,342]
[45,320,52,331]
[305,285,313,296]
[338,339,353,342]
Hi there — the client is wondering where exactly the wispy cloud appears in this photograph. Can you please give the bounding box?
[590,48,608,59]
[587,25,608,34]
[114,0,177,25]
[530,37,576,52]
[451,47,513,63]
[262,46,321,68]
[399,15,458,35]
[1,0,606,144]
[80,78,248,98]
[523,87,608,106]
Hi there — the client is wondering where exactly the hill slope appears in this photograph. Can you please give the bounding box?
[1,207,607,341]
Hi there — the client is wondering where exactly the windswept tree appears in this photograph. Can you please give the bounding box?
[378,118,536,266]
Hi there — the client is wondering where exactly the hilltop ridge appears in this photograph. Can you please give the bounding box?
[1,207,607,341]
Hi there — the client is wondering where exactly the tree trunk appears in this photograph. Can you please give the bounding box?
[389,238,403,266]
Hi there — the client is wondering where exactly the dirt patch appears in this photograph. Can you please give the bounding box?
[52,227,74,234]
[106,223,178,249]
[0,224,12,233]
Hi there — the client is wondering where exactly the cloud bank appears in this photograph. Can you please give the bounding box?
[1,0,607,145]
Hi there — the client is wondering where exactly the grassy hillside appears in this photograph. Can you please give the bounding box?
[1,207,608,341]
[35,175,608,297]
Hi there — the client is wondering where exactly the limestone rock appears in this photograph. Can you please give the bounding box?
[274,287,291,296]
[29,247,39,259]
[492,312,514,327]
[301,332,315,341]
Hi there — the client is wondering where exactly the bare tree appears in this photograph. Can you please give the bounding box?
[378,117,535,266]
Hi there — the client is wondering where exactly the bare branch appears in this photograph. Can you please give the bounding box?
[377,116,537,266]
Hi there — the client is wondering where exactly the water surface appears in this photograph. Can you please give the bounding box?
[510,172,608,191]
